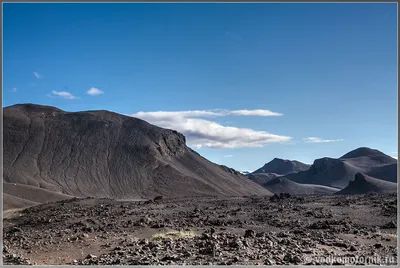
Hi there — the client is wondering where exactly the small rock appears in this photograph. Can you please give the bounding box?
[349,245,357,252]
[264,259,275,265]
[139,238,149,245]
[292,255,302,264]
[244,229,255,238]
[153,196,163,202]
[85,254,97,259]
[381,221,397,229]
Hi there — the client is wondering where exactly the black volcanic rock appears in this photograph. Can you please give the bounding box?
[252,158,310,175]
[336,173,397,195]
[3,104,271,209]
[285,148,397,189]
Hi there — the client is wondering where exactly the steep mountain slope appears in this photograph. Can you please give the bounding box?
[336,173,397,195]
[366,163,397,183]
[263,177,339,196]
[252,158,310,175]
[286,148,397,189]
[3,104,271,204]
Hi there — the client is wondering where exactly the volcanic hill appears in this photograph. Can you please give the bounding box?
[336,173,397,195]
[285,147,397,189]
[252,158,310,175]
[3,104,271,209]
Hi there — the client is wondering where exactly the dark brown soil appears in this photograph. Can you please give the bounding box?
[3,194,397,265]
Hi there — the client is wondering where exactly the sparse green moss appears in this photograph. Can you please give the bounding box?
[151,230,197,240]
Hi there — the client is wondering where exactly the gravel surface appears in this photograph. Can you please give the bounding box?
[3,194,398,265]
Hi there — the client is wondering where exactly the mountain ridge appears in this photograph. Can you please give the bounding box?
[252,158,310,175]
[285,148,397,189]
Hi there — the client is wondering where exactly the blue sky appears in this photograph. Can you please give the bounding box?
[3,3,398,171]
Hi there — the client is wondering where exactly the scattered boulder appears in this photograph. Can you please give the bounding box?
[270,194,280,202]
[244,229,255,238]
[381,221,397,229]
[153,196,163,202]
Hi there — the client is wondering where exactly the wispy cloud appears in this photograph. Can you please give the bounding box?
[33,72,43,79]
[11,88,17,92]
[130,109,291,149]
[303,137,344,143]
[50,90,79,100]
[224,155,234,158]
[227,109,283,116]
[133,109,282,120]
[87,87,104,96]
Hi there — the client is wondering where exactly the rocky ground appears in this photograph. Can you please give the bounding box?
[3,194,398,265]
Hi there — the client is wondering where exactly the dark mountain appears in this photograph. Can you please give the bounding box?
[247,173,280,185]
[263,177,339,196]
[340,147,392,160]
[286,148,397,189]
[339,147,396,172]
[336,173,397,195]
[3,104,271,209]
[252,158,310,175]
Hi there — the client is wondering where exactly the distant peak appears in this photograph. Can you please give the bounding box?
[252,158,310,175]
[340,147,387,159]
[272,158,288,162]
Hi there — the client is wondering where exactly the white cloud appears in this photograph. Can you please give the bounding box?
[134,110,221,120]
[133,109,282,120]
[392,152,398,154]
[303,137,344,143]
[33,72,43,79]
[130,109,291,149]
[227,109,283,116]
[393,156,398,160]
[224,155,234,158]
[87,87,104,96]
[11,88,17,92]
[50,90,79,100]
